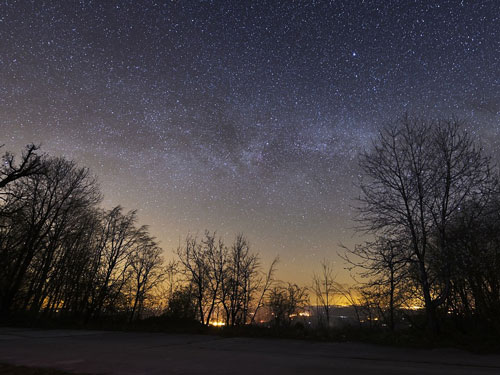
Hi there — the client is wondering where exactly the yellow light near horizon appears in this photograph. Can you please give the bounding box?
[408,305,423,310]
[209,321,226,327]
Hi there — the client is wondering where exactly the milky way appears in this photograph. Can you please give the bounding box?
[1,1,499,283]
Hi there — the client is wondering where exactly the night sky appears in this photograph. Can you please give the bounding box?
[1,1,499,284]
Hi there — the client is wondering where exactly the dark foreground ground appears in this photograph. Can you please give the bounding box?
[1,327,500,374]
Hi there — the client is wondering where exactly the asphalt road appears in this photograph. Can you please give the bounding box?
[0,327,499,374]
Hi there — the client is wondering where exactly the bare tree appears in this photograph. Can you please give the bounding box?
[312,259,337,327]
[343,238,408,331]
[176,232,279,327]
[176,232,226,326]
[221,234,260,326]
[332,283,363,327]
[250,256,279,324]
[85,207,141,321]
[357,114,495,333]
[267,283,309,328]
[440,197,500,330]
[0,144,44,189]
[0,157,101,315]
[128,234,165,322]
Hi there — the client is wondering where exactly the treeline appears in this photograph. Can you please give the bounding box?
[164,231,309,328]
[345,115,500,335]
[0,146,167,322]
[0,145,301,327]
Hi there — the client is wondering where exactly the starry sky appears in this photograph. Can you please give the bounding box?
[1,0,499,284]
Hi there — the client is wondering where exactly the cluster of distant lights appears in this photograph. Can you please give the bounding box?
[207,305,424,327]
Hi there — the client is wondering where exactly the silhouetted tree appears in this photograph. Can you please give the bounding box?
[0,157,100,316]
[176,232,224,325]
[221,234,260,326]
[267,283,308,328]
[250,256,279,324]
[0,144,44,189]
[165,286,198,321]
[85,207,141,321]
[442,197,500,331]
[343,237,408,331]
[312,259,337,327]
[357,114,496,333]
[176,232,278,326]
[128,233,165,322]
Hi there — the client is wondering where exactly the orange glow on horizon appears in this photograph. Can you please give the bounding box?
[209,321,226,327]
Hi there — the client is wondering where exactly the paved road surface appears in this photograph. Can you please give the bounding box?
[0,327,499,374]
